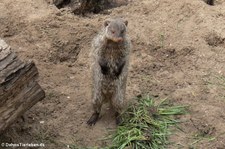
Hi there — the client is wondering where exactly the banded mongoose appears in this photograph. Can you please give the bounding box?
[87,18,131,125]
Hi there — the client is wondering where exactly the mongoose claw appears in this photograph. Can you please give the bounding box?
[87,112,99,126]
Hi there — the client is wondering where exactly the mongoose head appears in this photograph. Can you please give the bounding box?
[104,18,128,43]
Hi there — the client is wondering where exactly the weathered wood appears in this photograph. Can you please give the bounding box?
[0,39,45,134]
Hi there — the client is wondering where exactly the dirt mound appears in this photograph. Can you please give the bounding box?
[0,0,225,148]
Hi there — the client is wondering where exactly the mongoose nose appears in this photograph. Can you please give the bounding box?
[117,37,123,42]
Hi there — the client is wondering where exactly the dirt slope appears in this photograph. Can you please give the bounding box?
[0,0,225,148]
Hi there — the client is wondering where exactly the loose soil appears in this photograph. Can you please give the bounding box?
[0,0,225,148]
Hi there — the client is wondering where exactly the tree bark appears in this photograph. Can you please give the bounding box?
[0,39,45,134]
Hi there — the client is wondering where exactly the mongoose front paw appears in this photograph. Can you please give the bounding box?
[99,59,109,75]
[101,65,109,75]
[114,60,126,78]
[87,112,100,126]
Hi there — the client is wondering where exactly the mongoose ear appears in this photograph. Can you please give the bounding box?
[124,20,128,26]
[104,20,110,27]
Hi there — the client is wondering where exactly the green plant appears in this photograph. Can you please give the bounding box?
[188,133,216,149]
[106,96,187,149]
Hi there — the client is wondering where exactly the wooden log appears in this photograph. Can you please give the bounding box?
[0,39,45,134]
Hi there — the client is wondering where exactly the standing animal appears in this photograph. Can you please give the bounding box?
[87,18,131,126]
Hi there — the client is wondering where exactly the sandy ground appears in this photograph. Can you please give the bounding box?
[0,0,225,148]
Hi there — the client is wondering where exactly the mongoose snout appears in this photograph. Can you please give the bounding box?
[104,18,128,43]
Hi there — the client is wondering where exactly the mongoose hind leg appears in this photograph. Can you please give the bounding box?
[111,92,124,125]
[87,112,100,126]
[87,93,103,126]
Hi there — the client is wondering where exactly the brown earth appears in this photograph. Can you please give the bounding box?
[0,0,225,148]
